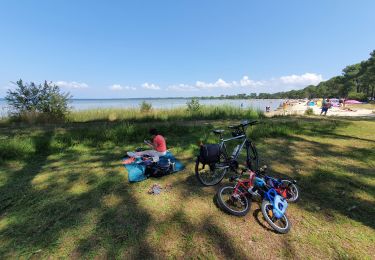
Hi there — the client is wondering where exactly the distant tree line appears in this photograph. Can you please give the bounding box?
[199,50,375,101]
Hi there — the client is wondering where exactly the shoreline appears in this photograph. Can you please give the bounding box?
[266,99,375,117]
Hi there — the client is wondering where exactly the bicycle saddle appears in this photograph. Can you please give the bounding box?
[212,129,225,134]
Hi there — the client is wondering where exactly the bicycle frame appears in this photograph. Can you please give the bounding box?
[231,171,288,198]
[232,170,256,197]
[233,179,251,197]
[254,175,291,200]
[219,134,247,161]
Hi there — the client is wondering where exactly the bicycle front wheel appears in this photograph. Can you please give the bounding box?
[195,157,227,186]
[261,200,291,234]
[217,185,250,216]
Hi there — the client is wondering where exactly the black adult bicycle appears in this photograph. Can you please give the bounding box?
[195,120,259,186]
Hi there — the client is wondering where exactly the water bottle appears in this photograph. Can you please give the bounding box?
[232,145,240,157]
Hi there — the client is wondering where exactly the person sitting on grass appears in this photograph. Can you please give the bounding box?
[127,128,167,159]
[145,128,167,156]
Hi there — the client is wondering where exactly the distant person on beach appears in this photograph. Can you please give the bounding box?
[341,98,346,107]
[127,128,167,158]
[282,101,288,115]
[320,98,331,116]
[266,106,270,112]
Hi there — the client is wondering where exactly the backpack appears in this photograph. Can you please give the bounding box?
[145,158,175,177]
[198,144,221,164]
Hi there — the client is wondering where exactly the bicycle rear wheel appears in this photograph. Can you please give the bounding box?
[281,180,299,202]
[246,141,259,172]
[195,155,227,186]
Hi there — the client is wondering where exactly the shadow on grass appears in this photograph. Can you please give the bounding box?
[0,117,374,257]
[0,127,158,258]
[0,133,157,258]
[257,127,375,230]
[160,210,250,259]
[252,209,276,234]
[0,121,249,258]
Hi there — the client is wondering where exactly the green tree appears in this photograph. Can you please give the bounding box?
[6,79,71,120]
[186,98,201,112]
[140,101,152,112]
[366,51,375,99]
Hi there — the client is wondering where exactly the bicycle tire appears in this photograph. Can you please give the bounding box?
[195,155,227,186]
[217,185,250,216]
[281,180,299,203]
[261,200,291,234]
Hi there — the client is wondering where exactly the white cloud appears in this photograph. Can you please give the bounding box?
[195,78,233,89]
[50,73,323,95]
[194,77,263,90]
[109,84,136,91]
[167,84,197,91]
[54,81,89,89]
[279,73,323,86]
[239,76,264,87]
[166,73,323,93]
[110,84,123,91]
[142,82,160,90]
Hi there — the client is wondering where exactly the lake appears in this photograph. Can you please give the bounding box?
[0,98,283,117]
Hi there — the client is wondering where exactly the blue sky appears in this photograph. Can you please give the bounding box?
[1,0,374,98]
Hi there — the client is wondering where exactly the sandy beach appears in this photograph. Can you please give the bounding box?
[267,100,375,117]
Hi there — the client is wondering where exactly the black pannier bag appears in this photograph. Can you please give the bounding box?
[199,144,221,164]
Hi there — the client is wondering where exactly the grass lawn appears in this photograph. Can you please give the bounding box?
[0,116,374,259]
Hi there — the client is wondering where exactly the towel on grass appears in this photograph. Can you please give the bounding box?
[122,151,184,182]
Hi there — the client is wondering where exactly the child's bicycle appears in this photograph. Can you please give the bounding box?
[259,166,299,203]
[216,167,299,234]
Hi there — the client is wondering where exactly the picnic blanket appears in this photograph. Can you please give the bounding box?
[122,151,184,182]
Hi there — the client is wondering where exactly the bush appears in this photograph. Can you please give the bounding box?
[305,108,314,115]
[347,92,368,102]
[140,101,152,113]
[186,98,201,112]
[5,79,71,121]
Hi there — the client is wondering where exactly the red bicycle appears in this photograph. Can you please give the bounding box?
[216,168,256,216]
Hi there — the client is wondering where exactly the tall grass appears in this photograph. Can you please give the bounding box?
[67,105,264,123]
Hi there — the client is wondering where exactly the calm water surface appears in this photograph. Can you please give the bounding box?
[0,98,283,117]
